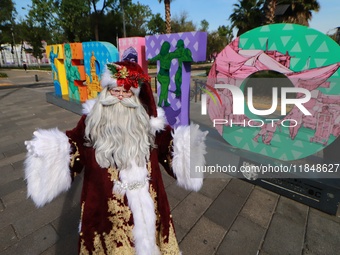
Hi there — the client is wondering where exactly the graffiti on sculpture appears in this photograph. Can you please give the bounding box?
[46,42,119,102]
[206,24,340,161]
[119,37,147,75]
[146,32,207,127]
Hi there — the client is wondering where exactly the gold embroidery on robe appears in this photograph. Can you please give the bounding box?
[160,223,181,255]
[92,232,106,254]
[106,166,135,254]
[79,239,90,255]
[70,140,80,168]
[148,163,180,255]
[79,164,180,254]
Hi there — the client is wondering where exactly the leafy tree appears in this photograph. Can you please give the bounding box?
[89,0,118,41]
[23,0,59,63]
[263,0,320,26]
[217,25,234,42]
[199,19,209,32]
[264,0,276,24]
[0,0,15,34]
[171,11,196,33]
[20,19,46,65]
[99,8,122,45]
[55,0,92,42]
[158,0,172,33]
[124,1,152,36]
[327,27,340,45]
[26,0,60,43]
[0,0,16,57]
[147,13,166,34]
[207,25,234,62]
[277,0,320,26]
[229,0,265,36]
[13,22,30,63]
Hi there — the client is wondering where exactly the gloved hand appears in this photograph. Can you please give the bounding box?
[25,129,59,157]
[25,131,42,157]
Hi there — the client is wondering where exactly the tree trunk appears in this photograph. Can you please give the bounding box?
[164,0,171,34]
[93,13,100,41]
[265,0,276,24]
[94,24,99,41]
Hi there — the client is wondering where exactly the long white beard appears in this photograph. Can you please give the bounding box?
[85,88,153,169]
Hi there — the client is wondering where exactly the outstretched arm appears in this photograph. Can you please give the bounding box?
[24,128,73,207]
[156,122,208,191]
[24,116,86,207]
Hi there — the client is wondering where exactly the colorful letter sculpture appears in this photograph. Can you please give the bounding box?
[47,42,119,102]
[146,32,207,127]
[119,37,147,74]
[63,43,85,101]
[82,42,119,100]
[46,44,68,96]
[207,24,340,161]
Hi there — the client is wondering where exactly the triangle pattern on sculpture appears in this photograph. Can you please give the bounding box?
[272,134,281,143]
[239,38,248,48]
[260,25,271,32]
[249,43,256,49]
[280,153,288,160]
[305,35,318,47]
[259,38,268,48]
[282,24,295,30]
[316,41,329,53]
[291,150,303,159]
[234,136,243,144]
[268,42,278,51]
[281,36,292,47]
[291,42,302,52]
[314,58,328,67]
[260,147,268,156]
[293,140,304,148]
[290,58,301,69]
[270,147,278,154]
[243,143,250,151]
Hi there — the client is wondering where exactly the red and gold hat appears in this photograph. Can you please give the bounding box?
[100,61,157,118]
[100,61,150,97]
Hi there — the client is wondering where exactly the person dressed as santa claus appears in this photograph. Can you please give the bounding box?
[24,61,208,255]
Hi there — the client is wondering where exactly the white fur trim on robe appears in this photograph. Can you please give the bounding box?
[113,160,161,255]
[172,123,208,191]
[24,128,72,207]
[150,107,167,134]
[82,98,97,115]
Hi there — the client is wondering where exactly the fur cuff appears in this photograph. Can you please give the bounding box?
[150,107,167,134]
[172,123,208,191]
[24,128,72,207]
[82,99,97,115]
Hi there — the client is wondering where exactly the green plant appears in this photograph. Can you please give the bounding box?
[0,72,8,78]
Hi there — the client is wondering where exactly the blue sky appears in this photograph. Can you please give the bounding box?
[14,0,340,36]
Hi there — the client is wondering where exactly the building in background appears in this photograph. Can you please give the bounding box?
[0,41,49,67]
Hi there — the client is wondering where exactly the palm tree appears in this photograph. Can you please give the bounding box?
[158,0,172,34]
[229,0,265,36]
[284,0,320,26]
[265,0,320,26]
[264,0,277,24]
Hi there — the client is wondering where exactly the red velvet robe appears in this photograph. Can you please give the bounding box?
[66,115,180,254]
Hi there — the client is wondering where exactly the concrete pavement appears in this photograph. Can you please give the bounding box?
[1,69,340,255]
[0,69,53,88]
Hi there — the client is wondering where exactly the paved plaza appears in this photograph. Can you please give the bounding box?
[1,69,340,255]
